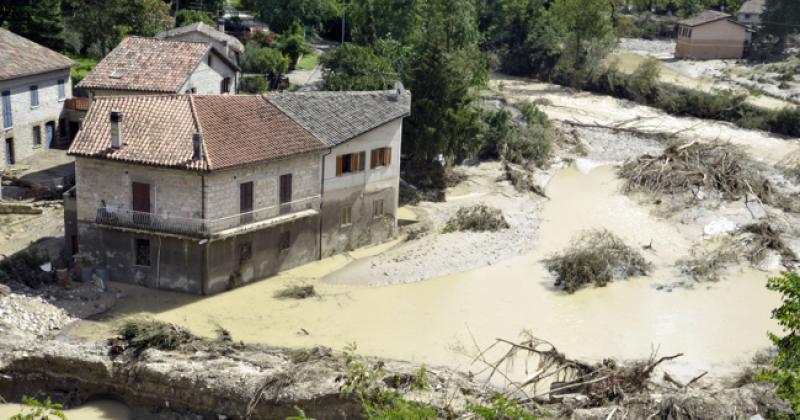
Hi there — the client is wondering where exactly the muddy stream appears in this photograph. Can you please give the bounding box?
[67,164,780,386]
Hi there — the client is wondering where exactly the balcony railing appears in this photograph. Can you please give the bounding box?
[65,97,91,112]
[94,196,320,237]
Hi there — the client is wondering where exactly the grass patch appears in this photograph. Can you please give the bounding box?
[442,204,509,233]
[545,229,653,293]
[65,53,98,85]
[296,51,319,71]
[274,284,316,299]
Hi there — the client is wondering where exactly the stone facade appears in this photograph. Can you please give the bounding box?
[179,51,238,95]
[1,69,73,167]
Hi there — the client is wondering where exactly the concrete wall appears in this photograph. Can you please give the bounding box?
[321,119,402,256]
[675,20,746,59]
[63,187,78,257]
[180,51,238,94]
[78,221,205,293]
[0,69,72,168]
[74,157,204,222]
[203,152,322,220]
[205,215,319,294]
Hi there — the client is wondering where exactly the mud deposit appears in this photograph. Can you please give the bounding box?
[68,164,780,385]
[0,400,130,419]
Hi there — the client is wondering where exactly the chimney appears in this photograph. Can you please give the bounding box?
[388,80,404,102]
[110,110,123,148]
[217,17,225,33]
[192,132,203,160]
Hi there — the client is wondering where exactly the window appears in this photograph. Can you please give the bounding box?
[189,87,197,94]
[340,206,352,227]
[221,77,231,94]
[239,241,252,263]
[240,181,254,224]
[373,199,384,218]
[279,231,290,252]
[134,238,151,266]
[208,55,213,66]
[30,86,38,107]
[279,173,292,214]
[58,79,65,100]
[32,125,41,147]
[335,151,366,176]
[370,147,392,169]
[2,90,12,129]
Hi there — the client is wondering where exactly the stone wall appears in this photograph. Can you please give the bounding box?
[180,50,238,94]
[0,69,72,168]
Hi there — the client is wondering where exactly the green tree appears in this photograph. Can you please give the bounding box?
[347,0,422,45]
[320,43,397,90]
[241,42,289,88]
[240,0,341,33]
[762,0,800,51]
[761,272,800,415]
[551,0,616,86]
[0,0,64,50]
[276,20,311,70]
[174,9,215,27]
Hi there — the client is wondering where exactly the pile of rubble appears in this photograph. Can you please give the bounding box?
[0,286,73,338]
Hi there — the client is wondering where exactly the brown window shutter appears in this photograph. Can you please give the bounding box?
[358,151,366,172]
[385,147,392,165]
[336,155,343,176]
[371,149,378,169]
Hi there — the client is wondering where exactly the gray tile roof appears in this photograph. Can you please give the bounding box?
[738,0,766,15]
[264,90,411,146]
[0,28,75,81]
[157,22,245,53]
[679,10,735,27]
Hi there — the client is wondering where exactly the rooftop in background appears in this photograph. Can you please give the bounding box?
[738,0,766,15]
[76,36,238,93]
[678,10,739,27]
[265,90,412,147]
[156,22,245,53]
[0,28,75,81]
[68,95,326,171]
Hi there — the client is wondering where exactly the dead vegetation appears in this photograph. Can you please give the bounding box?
[111,319,241,356]
[442,204,510,233]
[0,246,52,289]
[544,229,653,293]
[619,142,799,211]
[274,284,316,299]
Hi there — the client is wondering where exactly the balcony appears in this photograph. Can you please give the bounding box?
[94,196,320,237]
[64,97,91,112]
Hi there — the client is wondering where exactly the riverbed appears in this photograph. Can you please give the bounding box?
[0,399,130,419]
[67,164,780,384]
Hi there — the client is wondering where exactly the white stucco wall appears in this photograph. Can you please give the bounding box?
[0,69,72,167]
[163,32,240,63]
[180,51,238,95]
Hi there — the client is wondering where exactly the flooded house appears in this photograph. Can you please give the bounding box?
[0,28,76,167]
[66,90,410,294]
[675,10,749,59]
[76,36,239,98]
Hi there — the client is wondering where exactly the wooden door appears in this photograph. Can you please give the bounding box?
[131,182,151,225]
[240,181,254,224]
[279,174,292,214]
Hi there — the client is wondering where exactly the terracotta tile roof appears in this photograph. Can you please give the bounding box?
[0,28,75,81]
[77,37,236,93]
[68,95,206,170]
[679,10,736,27]
[192,95,326,169]
[265,90,411,146]
[738,0,766,15]
[157,22,245,53]
[68,95,326,171]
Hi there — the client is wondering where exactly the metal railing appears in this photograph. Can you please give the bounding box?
[94,195,320,237]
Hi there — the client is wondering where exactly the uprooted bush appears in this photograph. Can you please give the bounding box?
[545,229,653,293]
[442,204,510,233]
[0,246,52,289]
[116,319,194,351]
[274,284,316,299]
[737,222,798,267]
[619,142,799,211]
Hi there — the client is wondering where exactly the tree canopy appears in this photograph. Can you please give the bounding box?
[0,0,64,50]
[240,0,341,33]
[762,0,800,48]
[174,9,215,27]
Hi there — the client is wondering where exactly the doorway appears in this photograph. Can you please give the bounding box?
[4,137,13,165]
[132,181,151,225]
[45,121,55,148]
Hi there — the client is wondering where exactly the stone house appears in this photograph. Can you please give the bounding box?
[77,37,239,98]
[737,0,766,27]
[67,90,409,294]
[0,28,76,168]
[675,10,749,59]
[156,22,245,67]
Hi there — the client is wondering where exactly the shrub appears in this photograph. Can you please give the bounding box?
[760,272,800,415]
[626,57,660,103]
[506,124,553,167]
[10,396,66,420]
[117,319,193,351]
[239,75,268,93]
[442,204,510,233]
[0,246,51,289]
[274,284,316,299]
[468,392,536,420]
[545,229,653,293]
[517,100,549,127]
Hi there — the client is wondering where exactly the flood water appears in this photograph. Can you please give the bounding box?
[0,400,130,419]
[69,165,779,382]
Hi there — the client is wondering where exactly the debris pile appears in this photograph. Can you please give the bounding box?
[274,284,316,299]
[0,293,73,337]
[544,229,653,293]
[442,204,510,233]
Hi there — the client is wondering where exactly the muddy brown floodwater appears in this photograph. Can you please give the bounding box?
[68,165,780,384]
[0,400,131,419]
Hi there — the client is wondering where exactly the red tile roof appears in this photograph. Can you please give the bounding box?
[76,37,235,93]
[0,28,74,81]
[68,95,326,171]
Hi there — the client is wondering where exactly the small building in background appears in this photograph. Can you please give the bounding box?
[0,28,76,168]
[737,0,766,27]
[675,10,748,59]
[77,36,239,98]
[156,21,245,66]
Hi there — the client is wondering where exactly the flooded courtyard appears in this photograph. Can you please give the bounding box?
[68,164,781,383]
